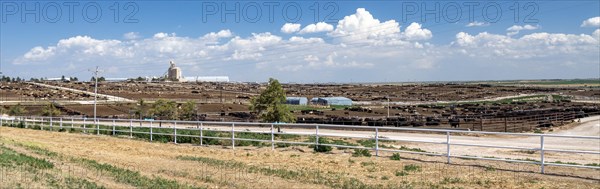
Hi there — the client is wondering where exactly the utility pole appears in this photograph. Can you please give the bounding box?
[387,97,390,118]
[89,66,101,123]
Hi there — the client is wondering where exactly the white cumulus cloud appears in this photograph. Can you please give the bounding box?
[123,32,140,40]
[281,23,301,34]
[466,21,489,27]
[9,8,600,82]
[403,22,432,41]
[581,16,600,27]
[298,22,334,34]
[329,8,400,42]
[506,25,539,36]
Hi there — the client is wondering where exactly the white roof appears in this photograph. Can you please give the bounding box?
[184,76,229,82]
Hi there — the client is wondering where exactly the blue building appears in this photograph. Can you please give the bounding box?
[286,97,308,105]
[311,97,353,106]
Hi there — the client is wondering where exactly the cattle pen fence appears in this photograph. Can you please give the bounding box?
[1,115,599,175]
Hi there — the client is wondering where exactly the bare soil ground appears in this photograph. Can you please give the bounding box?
[0,126,598,188]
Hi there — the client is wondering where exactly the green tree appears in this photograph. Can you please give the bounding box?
[151,99,178,120]
[179,100,198,121]
[8,103,27,116]
[41,103,61,116]
[250,78,295,132]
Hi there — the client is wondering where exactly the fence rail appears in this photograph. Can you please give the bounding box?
[1,115,599,174]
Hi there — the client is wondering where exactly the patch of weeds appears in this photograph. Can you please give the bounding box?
[381,176,389,180]
[440,177,463,184]
[551,161,580,165]
[0,146,54,170]
[76,158,198,189]
[360,161,376,167]
[329,139,358,150]
[357,139,376,148]
[584,163,600,167]
[395,170,408,176]
[177,155,370,188]
[347,158,355,164]
[403,164,421,172]
[352,149,372,157]
[275,142,291,148]
[311,137,332,153]
[533,129,543,134]
[390,153,401,160]
[528,179,539,184]
[63,176,105,189]
[399,146,426,153]
[475,179,492,186]
[517,150,536,154]
[484,166,496,172]
[290,154,300,158]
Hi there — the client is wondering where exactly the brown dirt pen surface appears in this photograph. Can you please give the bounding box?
[0,126,598,189]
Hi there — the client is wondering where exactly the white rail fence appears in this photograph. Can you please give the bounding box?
[1,116,599,174]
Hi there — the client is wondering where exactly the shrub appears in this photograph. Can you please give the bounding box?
[403,164,421,172]
[395,170,408,176]
[352,149,372,157]
[17,121,25,128]
[276,143,291,148]
[390,153,401,160]
[313,137,332,153]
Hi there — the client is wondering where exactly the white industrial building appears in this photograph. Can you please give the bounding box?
[163,60,229,82]
[167,61,183,81]
[184,76,229,82]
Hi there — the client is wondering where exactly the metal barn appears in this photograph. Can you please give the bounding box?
[286,97,308,105]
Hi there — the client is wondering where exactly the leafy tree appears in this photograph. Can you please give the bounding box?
[90,76,106,82]
[151,99,178,120]
[61,75,66,81]
[250,78,295,132]
[41,103,61,116]
[179,100,197,121]
[1,76,10,82]
[8,103,27,116]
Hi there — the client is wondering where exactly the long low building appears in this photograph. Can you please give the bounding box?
[286,97,308,105]
[184,76,230,82]
[311,97,353,106]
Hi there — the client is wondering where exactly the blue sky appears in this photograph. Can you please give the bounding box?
[1,1,599,82]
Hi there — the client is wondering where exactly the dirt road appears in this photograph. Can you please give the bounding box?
[28,82,134,103]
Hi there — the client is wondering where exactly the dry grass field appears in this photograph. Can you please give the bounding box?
[0,126,598,189]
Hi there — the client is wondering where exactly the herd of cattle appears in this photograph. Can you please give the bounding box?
[292,103,599,131]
